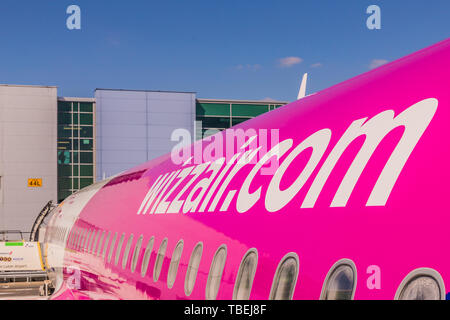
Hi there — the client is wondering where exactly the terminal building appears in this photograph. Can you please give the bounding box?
[0,84,288,232]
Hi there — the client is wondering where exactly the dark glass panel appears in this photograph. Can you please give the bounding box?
[58,126,72,138]
[58,101,71,112]
[72,152,79,164]
[80,165,94,177]
[72,126,80,138]
[80,152,93,164]
[58,189,72,202]
[80,139,93,151]
[73,113,79,125]
[80,102,93,112]
[80,126,93,138]
[57,151,71,165]
[196,103,230,116]
[58,113,72,125]
[197,116,230,129]
[58,165,72,177]
[80,113,93,125]
[232,104,269,117]
[57,139,71,150]
[59,178,72,189]
[231,117,251,126]
[80,178,94,188]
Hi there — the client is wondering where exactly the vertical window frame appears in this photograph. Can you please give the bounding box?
[269,252,299,300]
[233,248,258,300]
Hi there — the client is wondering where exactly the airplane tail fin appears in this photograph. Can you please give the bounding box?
[297,73,308,100]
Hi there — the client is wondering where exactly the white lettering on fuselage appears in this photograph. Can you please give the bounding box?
[137,98,438,215]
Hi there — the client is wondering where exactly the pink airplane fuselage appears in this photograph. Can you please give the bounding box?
[44,38,450,300]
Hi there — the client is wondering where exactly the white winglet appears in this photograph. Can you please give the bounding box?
[297,73,308,100]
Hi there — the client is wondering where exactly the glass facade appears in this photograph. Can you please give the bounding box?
[57,99,95,202]
[195,100,287,140]
[55,96,285,202]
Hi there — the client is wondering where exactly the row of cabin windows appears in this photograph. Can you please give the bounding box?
[66,228,447,300]
[66,227,358,300]
[66,227,296,299]
[49,225,69,245]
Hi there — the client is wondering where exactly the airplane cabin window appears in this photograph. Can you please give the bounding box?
[167,240,184,289]
[92,230,100,254]
[122,234,134,269]
[395,268,445,300]
[269,253,299,300]
[67,231,73,248]
[85,230,92,251]
[97,231,106,256]
[77,229,85,250]
[206,245,227,300]
[102,231,111,259]
[141,237,155,277]
[185,242,203,296]
[71,230,77,248]
[233,249,258,300]
[153,238,168,282]
[107,232,118,263]
[89,230,97,253]
[131,235,144,273]
[321,259,357,300]
[114,233,126,266]
[78,229,84,250]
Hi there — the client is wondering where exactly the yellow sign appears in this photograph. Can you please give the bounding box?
[28,179,43,187]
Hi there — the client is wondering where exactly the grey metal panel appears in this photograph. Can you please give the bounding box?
[96,98,147,113]
[97,111,147,126]
[0,85,57,232]
[95,89,195,181]
[147,112,194,126]
[100,137,148,151]
[100,150,147,164]
[97,124,147,138]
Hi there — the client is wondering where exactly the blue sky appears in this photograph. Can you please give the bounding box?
[0,0,448,101]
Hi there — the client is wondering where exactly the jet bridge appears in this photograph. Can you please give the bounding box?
[0,230,49,295]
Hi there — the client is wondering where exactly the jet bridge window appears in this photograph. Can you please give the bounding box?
[269,253,299,300]
[141,237,155,277]
[233,248,258,300]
